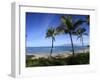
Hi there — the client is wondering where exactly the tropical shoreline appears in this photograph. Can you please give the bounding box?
[26,48,89,59]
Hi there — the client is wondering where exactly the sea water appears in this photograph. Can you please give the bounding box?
[26,46,88,55]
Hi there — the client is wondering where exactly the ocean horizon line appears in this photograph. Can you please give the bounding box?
[26,46,89,54]
[26,45,89,48]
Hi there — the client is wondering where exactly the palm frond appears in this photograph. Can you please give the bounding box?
[81,28,86,33]
[45,27,58,39]
[86,15,90,25]
[61,16,66,24]
[45,28,54,38]
[76,28,86,34]
[76,35,82,41]
[76,28,88,41]
[73,19,85,29]
[61,16,74,30]
[72,31,78,35]
[83,33,88,36]
[56,25,65,34]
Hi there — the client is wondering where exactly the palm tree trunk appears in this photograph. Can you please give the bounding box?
[81,35,85,53]
[50,37,54,58]
[69,33,75,56]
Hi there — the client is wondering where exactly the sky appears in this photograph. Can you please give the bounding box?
[26,12,89,47]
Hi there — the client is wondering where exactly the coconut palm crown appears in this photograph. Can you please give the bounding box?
[56,15,85,55]
[46,27,58,58]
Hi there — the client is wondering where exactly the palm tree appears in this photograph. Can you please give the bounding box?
[76,28,88,53]
[46,27,57,58]
[86,15,90,25]
[56,15,85,56]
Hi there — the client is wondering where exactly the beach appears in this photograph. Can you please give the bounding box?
[26,48,89,59]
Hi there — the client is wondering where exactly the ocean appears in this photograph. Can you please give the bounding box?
[26,46,88,55]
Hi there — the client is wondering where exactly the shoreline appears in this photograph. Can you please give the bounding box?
[26,48,89,59]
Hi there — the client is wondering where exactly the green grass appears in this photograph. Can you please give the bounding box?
[26,52,89,67]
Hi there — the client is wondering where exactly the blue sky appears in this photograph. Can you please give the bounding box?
[26,12,89,47]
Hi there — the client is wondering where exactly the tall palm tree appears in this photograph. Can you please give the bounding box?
[56,16,85,56]
[46,27,57,58]
[76,28,88,53]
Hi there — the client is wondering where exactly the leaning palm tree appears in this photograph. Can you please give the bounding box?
[56,15,85,56]
[76,28,88,53]
[46,27,57,58]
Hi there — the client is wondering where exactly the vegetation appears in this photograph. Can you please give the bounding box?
[65,52,89,65]
[26,52,89,67]
[45,27,58,58]
[26,15,90,67]
[56,16,85,56]
[76,28,88,53]
[86,15,90,25]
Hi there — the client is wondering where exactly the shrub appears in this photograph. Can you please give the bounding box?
[26,52,89,67]
[66,52,89,65]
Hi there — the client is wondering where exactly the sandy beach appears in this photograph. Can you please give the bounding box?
[26,48,89,59]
